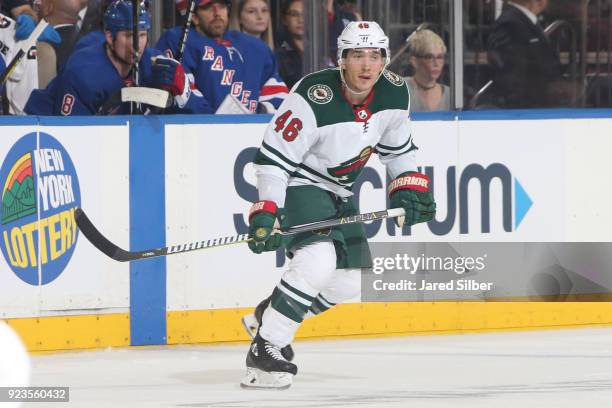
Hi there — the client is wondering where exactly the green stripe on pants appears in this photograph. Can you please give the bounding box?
[270,287,310,323]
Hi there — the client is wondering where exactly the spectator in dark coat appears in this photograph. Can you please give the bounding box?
[487,0,568,108]
[35,0,81,73]
[77,0,105,38]
[275,0,303,89]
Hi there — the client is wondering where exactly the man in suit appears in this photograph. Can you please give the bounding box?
[33,0,82,89]
[76,0,105,38]
[487,0,566,108]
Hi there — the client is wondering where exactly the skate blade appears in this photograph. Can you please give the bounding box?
[241,314,258,340]
[240,367,293,390]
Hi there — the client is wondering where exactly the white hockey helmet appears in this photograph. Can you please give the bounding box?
[336,21,390,66]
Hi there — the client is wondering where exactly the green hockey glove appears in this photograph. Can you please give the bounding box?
[388,172,436,227]
[248,200,284,254]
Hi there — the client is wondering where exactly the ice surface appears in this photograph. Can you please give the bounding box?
[25,327,612,407]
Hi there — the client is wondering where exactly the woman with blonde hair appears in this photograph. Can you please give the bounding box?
[406,29,450,112]
[230,0,274,50]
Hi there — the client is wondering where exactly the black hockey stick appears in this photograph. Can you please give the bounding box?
[176,0,196,62]
[143,0,195,113]
[74,207,405,262]
[130,0,141,113]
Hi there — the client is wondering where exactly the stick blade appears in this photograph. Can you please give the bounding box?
[75,208,133,262]
[121,87,172,108]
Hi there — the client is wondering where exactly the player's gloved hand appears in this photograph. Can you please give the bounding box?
[388,172,436,227]
[152,56,192,108]
[248,200,284,254]
[39,25,61,45]
[15,15,61,44]
[14,14,35,40]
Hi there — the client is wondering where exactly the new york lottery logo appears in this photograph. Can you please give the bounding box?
[0,133,81,285]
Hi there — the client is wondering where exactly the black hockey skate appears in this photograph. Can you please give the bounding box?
[240,333,297,389]
[241,296,295,361]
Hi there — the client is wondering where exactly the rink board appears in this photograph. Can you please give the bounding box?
[0,110,611,351]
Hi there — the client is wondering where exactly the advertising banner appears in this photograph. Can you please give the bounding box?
[165,117,609,310]
[0,125,130,318]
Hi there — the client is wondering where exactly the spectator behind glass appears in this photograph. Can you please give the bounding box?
[230,0,274,50]
[487,0,570,108]
[326,0,360,65]
[405,29,450,112]
[275,0,303,89]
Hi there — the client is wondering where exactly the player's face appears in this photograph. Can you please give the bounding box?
[282,0,304,37]
[410,45,445,82]
[194,1,229,39]
[240,0,270,37]
[107,30,148,65]
[342,48,385,93]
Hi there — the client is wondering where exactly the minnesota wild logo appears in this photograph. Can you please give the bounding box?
[383,70,405,87]
[327,147,373,184]
[307,84,333,104]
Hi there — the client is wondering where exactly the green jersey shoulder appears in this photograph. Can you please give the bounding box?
[293,68,410,127]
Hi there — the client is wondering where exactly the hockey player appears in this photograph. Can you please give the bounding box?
[0,12,60,114]
[240,21,436,389]
[25,0,209,115]
[155,0,288,113]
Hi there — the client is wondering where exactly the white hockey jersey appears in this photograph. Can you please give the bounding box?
[0,13,39,115]
[253,68,417,206]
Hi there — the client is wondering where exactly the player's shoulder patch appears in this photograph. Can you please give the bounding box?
[293,69,352,127]
[382,70,405,87]
[370,69,409,112]
[294,69,339,98]
[306,83,333,105]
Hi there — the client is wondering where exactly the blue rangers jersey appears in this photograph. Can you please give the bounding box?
[25,42,210,115]
[155,27,288,113]
[72,30,104,53]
